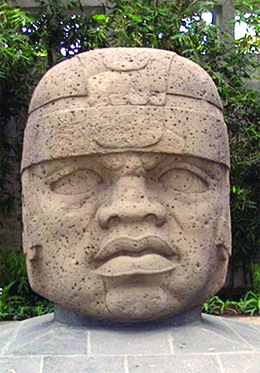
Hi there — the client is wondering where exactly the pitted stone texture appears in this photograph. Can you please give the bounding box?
[22,48,229,170]
[21,48,231,323]
[0,314,259,373]
[22,153,230,322]
[28,48,222,114]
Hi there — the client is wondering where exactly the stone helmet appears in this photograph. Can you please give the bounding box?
[21,48,229,172]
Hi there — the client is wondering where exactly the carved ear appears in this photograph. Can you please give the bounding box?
[22,231,28,256]
[203,210,231,299]
[22,230,42,261]
[214,210,232,260]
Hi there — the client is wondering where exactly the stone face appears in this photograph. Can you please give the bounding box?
[21,48,231,323]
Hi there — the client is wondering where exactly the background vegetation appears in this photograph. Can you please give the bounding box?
[0,0,259,319]
[0,250,53,320]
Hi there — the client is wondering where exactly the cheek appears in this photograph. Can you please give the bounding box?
[162,237,218,302]
[161,192,220,283]
[27,189,99,241]
[24,191,103,283]
[174,234,215,270]
[28,252,106,314]
[162,191,221,231]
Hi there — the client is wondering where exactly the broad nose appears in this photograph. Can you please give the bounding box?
[97,176,166,229]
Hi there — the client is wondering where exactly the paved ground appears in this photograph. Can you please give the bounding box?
[0,313,259,373]
[223,316,260,325]
[1,315,259,325]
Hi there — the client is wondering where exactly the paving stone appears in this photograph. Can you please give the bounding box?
[4,315,89,356]
[127,355,221,373]
[1,314,259,372]
[90,327,171,355]
[221,318,260,352]
[220,352,260,373]
[0,322,20,355]
[171,315,254,354]
[0,356,42,373]
[42,356,125,373]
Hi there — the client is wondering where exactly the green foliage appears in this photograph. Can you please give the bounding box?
[26,0,108,68]
[203,291,260,316]
[202,296,238,316]
[237,291,260,316]
[252,263,260,294]
[234,0,260,53]
[108,0,217,55]
[0,287,54,320]
[0,250,53,320]
[0,2,45,227]
[0,3,40,119]
[0,250,27,289]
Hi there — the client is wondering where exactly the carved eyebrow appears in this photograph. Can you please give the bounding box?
[40,163,65,178]
[41,157,101,178]
[40,153,166,178]
[41,162,92,180]
[156,162,215,184]
[94,153,138,171]
[95,153,167,174]
[141,154,166,170]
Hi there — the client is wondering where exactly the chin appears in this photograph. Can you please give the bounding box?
[102,283,183,323]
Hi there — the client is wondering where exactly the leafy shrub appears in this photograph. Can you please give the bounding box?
[252,263,260,294]
[202,296,239,316]
[0,250,53,320]
[203,291,260,316]
[237,291,260,316]
[0,2,46,228]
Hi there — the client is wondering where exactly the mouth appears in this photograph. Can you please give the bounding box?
[92,236,179,278]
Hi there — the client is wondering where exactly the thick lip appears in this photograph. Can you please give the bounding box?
[92,235,179,277]
[94,235,175,261]
[93,254,175,277]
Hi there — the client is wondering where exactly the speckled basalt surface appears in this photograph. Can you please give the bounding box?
[22,48,229,169]
[21,48,231,323]
[1,313,259,373]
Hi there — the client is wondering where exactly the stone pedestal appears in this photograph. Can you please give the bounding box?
[1,313,259,373]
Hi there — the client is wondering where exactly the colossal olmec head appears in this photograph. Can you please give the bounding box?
[21,48,231,323]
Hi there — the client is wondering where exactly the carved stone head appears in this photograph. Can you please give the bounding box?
[21,48,231,323]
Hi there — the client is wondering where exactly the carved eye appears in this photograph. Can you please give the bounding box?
[159,168,208,193]
[51,169,102,195]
